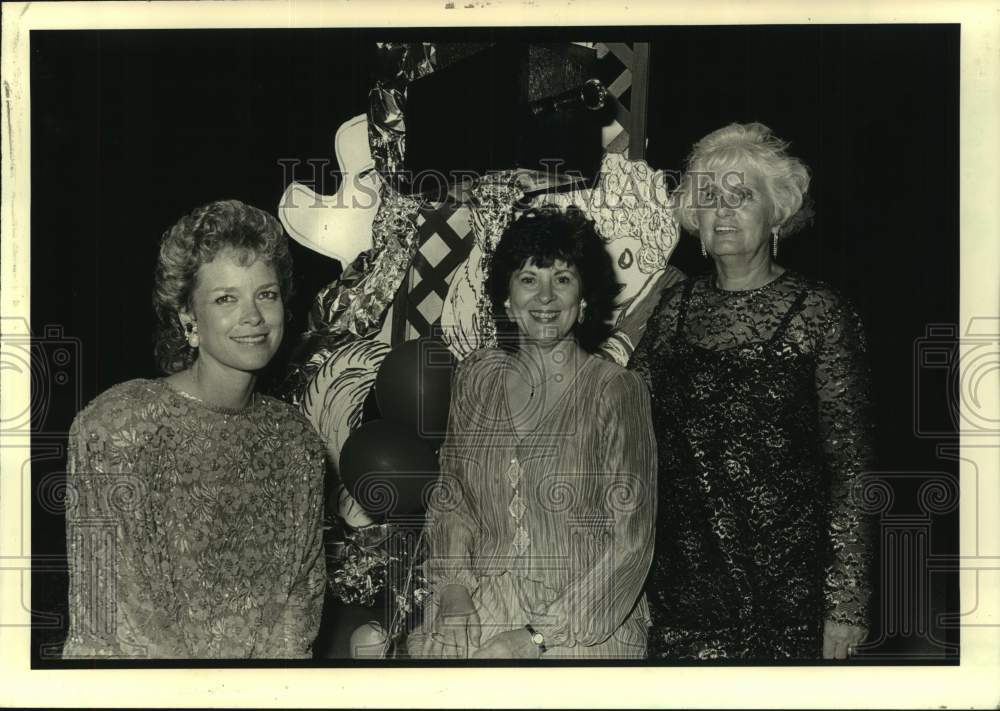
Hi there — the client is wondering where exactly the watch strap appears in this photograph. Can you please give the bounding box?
[524,623,546,654]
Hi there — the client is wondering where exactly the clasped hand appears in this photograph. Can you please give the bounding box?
[423,585,540,659]
[423,584,480,658]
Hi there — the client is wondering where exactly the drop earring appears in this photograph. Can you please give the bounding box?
[578,300,587,324]
[185,322,199,348]
[701,241,708,258]
[771,226,780,258]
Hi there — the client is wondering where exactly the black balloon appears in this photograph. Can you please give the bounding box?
[374,337,455,446]
[360,384,381,424]
[338,419,440,520]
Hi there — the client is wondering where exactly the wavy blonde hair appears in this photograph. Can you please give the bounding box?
[674,122,812,238]
[152,199,293,374]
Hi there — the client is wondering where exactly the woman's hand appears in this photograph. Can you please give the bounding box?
[823,620,866,659]
[423,584,481,658]
[470,628,540,659]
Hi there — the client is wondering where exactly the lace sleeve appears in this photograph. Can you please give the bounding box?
[266,429,328,658]
[62,386,180,658]
[812,290,875,629]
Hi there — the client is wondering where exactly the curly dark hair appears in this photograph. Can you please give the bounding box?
[486,206,621,354]
[152,199,294,374]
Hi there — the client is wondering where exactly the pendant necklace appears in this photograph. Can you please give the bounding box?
[528,371,564,399]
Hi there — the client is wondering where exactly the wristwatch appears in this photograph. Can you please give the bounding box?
[524,624,546,655]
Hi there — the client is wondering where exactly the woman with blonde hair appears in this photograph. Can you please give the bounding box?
[632,123,873,660]
[63,200,326,658]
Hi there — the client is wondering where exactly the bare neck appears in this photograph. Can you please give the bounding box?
[516,337,586,377]
[713,254,784,291]
[168,359,257,410]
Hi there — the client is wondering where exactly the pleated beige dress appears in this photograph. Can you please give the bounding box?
[412,349,657,659]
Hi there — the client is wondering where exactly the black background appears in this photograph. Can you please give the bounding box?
[30,26,960,663]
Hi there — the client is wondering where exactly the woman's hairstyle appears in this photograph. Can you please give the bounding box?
[486,206,621,354]
[152,199,293,374]
[675,122,812,237]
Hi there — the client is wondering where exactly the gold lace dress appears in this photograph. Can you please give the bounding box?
[63,379,327,659]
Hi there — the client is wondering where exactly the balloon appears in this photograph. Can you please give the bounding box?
[360,383,381,424]
[338,419,440,520]
[374,337,456,445]
[349,620,388,659]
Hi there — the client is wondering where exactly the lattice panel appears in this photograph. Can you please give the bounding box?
[402,203,475,339]
[595,42,651,159]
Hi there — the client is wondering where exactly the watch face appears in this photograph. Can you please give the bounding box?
[531,632,544,645]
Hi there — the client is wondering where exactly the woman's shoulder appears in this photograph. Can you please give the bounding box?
[69,380,173,466]
[588,354,648,395]
[255,394,326,448]
[784,271,861,318]
[256,394,319,438]
[73,378,166,429]
[455,347,510,381]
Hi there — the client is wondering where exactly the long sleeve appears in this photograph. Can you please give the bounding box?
[266,447,328,658]
[62,402,181,658]
[422,359,481,594]
[532,370,657,648]
[814,292,875,628]
[63,411,122,657]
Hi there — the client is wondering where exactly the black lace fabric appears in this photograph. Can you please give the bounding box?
[630,270,874,660]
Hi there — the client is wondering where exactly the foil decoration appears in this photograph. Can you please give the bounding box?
[368,43,438,182]
[329,187,423,338]
[281,187,422,405]
[439,174,524,358]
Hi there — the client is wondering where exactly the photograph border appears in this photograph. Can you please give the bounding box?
[2,0,998,707]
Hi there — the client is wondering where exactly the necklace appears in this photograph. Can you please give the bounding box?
[165,381,256,415]
[509,356,567,400]
[527,371,564,399]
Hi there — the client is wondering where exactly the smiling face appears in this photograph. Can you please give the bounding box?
[506,258,583,347]
[695,164,777,260]
[182,248,284,375]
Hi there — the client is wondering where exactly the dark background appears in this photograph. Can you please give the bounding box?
[30,26,960,663]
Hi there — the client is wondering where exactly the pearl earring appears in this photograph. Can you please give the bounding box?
[578,301,587,324]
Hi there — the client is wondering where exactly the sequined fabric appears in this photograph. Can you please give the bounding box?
[63,379,327,658]
[468,176,524,350]
[630,271,874,660]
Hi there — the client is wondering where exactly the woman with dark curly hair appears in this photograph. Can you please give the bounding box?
[413,207,657,659]
[63,199,327,659]
[631,123,874,660]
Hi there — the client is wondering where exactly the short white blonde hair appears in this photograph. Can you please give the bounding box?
[674,122,811,237]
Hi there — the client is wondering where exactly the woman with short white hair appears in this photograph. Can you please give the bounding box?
[631,122,873,660]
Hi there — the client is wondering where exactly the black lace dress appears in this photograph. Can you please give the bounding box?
[630,270,873,660]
